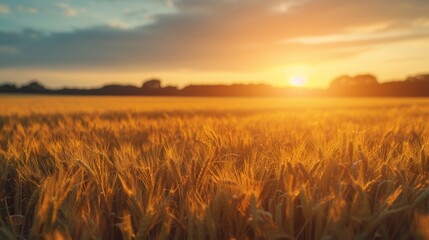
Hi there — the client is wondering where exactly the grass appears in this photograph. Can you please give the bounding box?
[0,96,428,239]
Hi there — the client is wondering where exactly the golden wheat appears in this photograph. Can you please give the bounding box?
[0,97,428,239]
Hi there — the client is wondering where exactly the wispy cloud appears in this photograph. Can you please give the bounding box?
[57,3,78,17]
[413,18,429,28]
[122,8,149,19]
[107,20,130,30]
[165,0,176,9]
[270,0,305,13]
[284,26,429,45]
[0,4,10,14]
[0,46,18,54]
[345,22,394,34]
[17,5,39,14]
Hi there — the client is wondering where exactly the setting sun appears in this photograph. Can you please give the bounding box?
[289,75,307,87]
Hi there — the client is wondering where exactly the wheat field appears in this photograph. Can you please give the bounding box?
[0,96,429,239]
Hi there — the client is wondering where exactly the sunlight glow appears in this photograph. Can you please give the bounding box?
[289,75,307,87]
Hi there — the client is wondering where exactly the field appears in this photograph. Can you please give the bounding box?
[1,96,429,239]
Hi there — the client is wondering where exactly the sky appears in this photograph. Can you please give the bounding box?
[0,0,429,88]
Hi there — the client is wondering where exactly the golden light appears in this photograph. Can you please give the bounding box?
[289,75,307,87]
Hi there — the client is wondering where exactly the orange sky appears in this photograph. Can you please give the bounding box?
[1,0,429,88]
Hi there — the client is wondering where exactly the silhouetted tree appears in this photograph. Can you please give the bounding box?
[329,74,378,89]
[142,79,161,90]
[0,83,17,91]
[20,80,46,91]
[406,74,429,82]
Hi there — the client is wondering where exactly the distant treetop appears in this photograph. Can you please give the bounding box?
[21,80,46,91]
[329,74,378,89]
[406,74,429,82]
[142,79,161,90]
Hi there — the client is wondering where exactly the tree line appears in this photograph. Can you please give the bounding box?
[1,74,429,97]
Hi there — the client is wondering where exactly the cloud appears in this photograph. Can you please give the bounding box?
[0,4,10,14]
[345,22,394,34]
[1,0,429,72]
[122,8,150,19]
[165,0,176,9]
[57,3,78,17]
[122,8,156,22]
[413,18,429,28]
[284,28,429,45]
[0,46,18,54]
[270,0,305,13]
[107,20,130,29]
[17,5,39,14]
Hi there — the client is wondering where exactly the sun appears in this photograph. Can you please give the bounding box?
[289,75,307,87]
